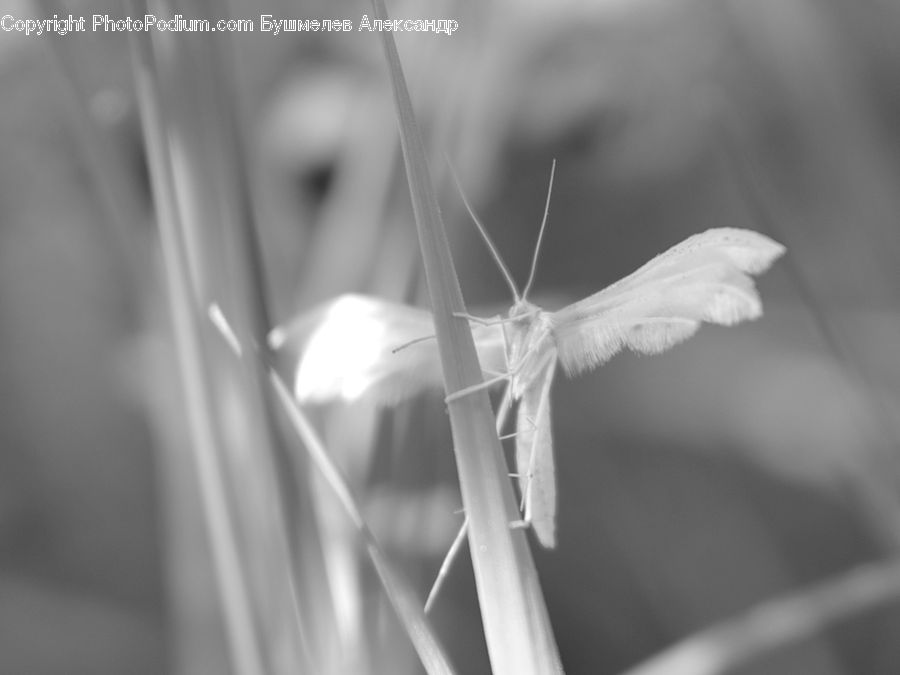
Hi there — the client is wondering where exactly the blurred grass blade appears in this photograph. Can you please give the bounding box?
[175,0,342,668]
[35,0,147,306]
[268,372,457,675]
[370,0,563,672]
[126,7,266,675]
[622,560,900,675]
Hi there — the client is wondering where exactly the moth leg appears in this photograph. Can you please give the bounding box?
[455,310,541,326]
[501,420,536,442]
[425,384,515,612]
[424,516,468,614]
[453,311,505,326]
[390,333,436,354]
[445,371,510,402]
[445,351,528,403]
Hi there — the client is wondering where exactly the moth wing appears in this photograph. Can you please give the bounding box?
[552,228,784,376]
[562,228,785,317]
[515,356,557,548]
[268,294,507,405]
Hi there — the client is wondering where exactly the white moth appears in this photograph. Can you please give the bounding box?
[269,177,785,550]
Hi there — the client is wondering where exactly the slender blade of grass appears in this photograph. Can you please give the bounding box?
[209,299,457,672]
[269,372,458,675]
[622,560,900,675]
[35,0,148,308]
[369,1,563,672]
[126,7,266,674]
[175,0,342,668]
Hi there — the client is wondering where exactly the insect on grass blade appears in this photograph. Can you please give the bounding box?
[269,165,786,611]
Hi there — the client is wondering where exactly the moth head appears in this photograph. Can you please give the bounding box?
[508,298,540,322]
[503,298,551,381]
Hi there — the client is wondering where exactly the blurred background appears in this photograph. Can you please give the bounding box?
[3,0,900,673]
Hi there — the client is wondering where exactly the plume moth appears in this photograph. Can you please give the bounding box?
[270,165,784,552]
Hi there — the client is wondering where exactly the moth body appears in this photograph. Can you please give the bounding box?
[502,300,556,401]
[269,227,786,553]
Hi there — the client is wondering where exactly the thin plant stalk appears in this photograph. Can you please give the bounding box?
[370,1,562,672]
[174,0,340,667]
[209,307,458,674]
[425,385,513,614]
[35,0,148,305]
[126,8,265,675]
[268,372,458,675]
[622,559,900,675]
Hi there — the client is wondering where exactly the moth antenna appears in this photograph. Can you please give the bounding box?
[446,157,521,302]
[522,159,556,301]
